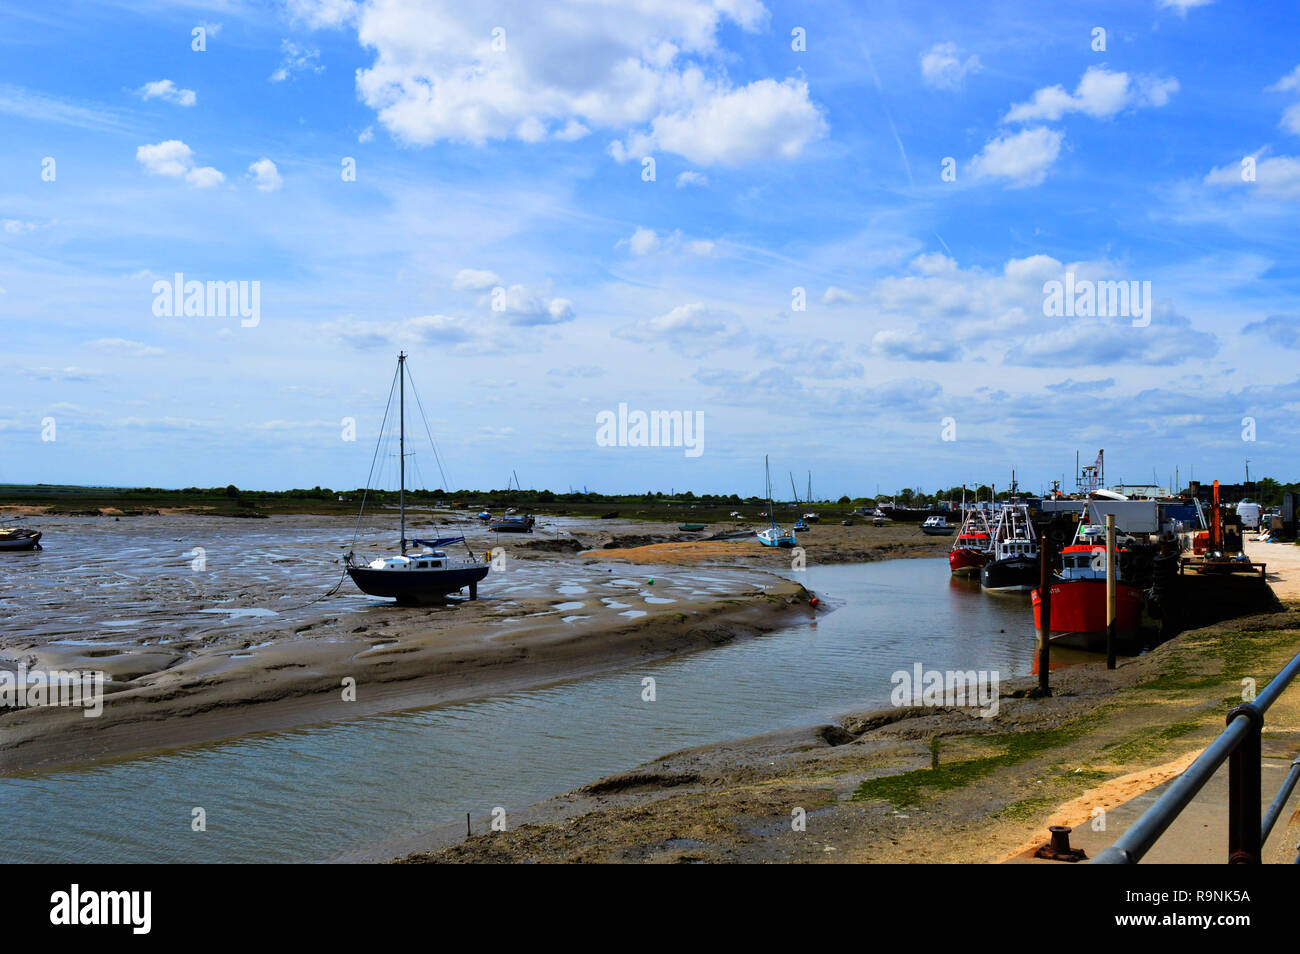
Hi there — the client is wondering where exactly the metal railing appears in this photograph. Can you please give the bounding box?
[1093,648,1300,864]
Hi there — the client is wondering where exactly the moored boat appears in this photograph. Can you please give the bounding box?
[980,504,1038,592]
[948,506,993,576]
[1031,533,1144,651]
[920,515,955,535]
[344,352,490,604]
[489,515,535,533]
[0,528,42,551]
[756,456,796,548]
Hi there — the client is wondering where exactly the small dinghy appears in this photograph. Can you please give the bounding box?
[0,528,42,551]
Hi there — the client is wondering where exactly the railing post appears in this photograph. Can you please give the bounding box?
[1227,703,1263,864]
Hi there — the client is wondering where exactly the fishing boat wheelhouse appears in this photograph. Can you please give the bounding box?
[1032,526,1143,651]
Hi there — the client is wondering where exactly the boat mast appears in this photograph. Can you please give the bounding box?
[399,351,406,555]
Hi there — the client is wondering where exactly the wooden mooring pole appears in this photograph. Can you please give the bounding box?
[1037,532,1052,696]
[1106,513,1117,670]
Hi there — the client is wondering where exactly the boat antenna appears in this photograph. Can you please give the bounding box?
[399,351,406,555]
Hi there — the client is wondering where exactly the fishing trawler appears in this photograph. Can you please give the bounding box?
[948,508,993,577]
[1032,524,1144,650]
[344,353,490,604]
[980,503,1038,592]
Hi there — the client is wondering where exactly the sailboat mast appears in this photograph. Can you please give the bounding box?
[399,351,406,555]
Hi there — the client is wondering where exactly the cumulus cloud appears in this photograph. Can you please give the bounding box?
[871,329,958,361]
[136,139,224,187]
[248,157,282,191]
[137,79,196,107]
[676,170,708,187]
[822,286,859,305]
[969,127,1063,187]
[347,1,823,165]
[920,42,981,90]
[615,302,741,355]
[619,227,715,257]
[452,268,502,291]
[492,284,575,325]
[1003,67,1177,123]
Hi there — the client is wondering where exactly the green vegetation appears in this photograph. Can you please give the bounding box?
[852,712,1109,807]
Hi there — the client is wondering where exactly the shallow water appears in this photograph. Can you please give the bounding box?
[0,558,1050,863]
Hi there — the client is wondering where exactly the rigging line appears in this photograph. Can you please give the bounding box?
[349,361,401,552]
[403,359,453,493]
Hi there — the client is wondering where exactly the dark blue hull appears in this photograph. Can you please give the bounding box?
[347,564,490,604]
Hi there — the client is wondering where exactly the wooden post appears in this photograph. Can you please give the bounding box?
[1037,532,1052,696]
[1106,513,1117,670]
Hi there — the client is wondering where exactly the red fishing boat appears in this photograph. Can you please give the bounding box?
[948,511,993,576]
[1032,528,1143,651]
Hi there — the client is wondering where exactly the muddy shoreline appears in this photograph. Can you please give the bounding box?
[386,605,1300,864]
[1,514,936,773]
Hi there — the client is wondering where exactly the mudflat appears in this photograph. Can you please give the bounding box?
[2,512,939,772]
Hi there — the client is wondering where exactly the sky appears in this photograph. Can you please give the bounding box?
[1,0,1298,498]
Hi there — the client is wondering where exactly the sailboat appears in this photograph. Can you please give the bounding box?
[757,456,797,548]
[790,473,810,533]
[344,353,491,604]
[802,471,819,523]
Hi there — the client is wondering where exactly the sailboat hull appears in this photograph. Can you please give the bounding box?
[347,564,489,604]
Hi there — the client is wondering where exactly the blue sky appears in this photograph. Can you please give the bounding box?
[2,0,1298,498]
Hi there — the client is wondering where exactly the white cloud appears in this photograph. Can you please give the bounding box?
[1283,104,1300,135]
[822,286,859,305]
[452,268,502,291]
[1268,65,1300,94]
[185,166,225,188]
[619,227,715,257]
[270,40,323,83]
[1205,154,1300,199]
[1003,67,1177,123]
[349,1,821,165]
[969,127,1063,187]
[2,219,36,234]
[248,157,282,191]
[871,329,958,361]
[285,0,359,28]
[1158,0,1214,12]
[611,78,826,166]
[615,302,740,355]
[676,170,708,187]
[919,42,981,90]
[627,227,659,255]
[488,284,575,326]
[137,79,196,107]
[136,139,225,188]
[136,140,193,177]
